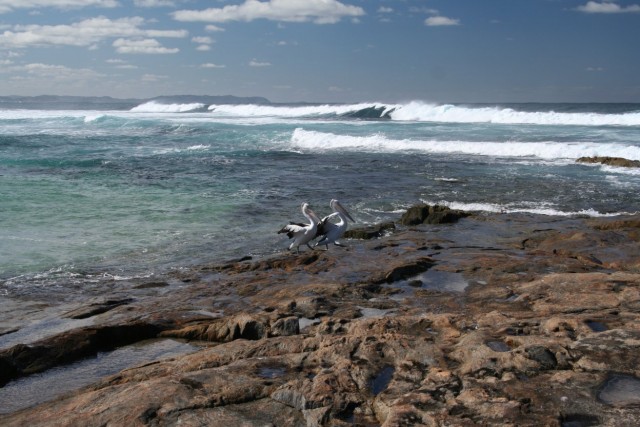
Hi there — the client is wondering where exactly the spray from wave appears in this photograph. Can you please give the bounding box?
[200,101,640,126]
[130,101,206,113]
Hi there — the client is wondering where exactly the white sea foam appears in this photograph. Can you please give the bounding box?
[388,101,640,126]
[202,101,640,126]
[420,200,636,217]
[130,101,206,113]
[186,144,210,151]
[290,128,640,160]
[207,103,385,117]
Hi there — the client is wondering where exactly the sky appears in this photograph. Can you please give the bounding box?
[0,0,639,103]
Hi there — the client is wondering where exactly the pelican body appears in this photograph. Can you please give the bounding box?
[278,202,320,253]
[315,199,355,249]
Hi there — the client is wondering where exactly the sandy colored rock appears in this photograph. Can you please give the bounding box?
[1,213,640,426]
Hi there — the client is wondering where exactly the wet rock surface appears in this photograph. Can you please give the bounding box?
[576,156,640,168]
[1,211,640,426]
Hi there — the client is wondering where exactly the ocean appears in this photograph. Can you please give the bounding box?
[1,100,640,297]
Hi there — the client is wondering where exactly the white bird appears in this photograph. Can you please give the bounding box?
[278,202,321,253]
[315,199,355,250]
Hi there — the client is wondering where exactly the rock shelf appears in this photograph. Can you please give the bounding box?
[1,209,639,426]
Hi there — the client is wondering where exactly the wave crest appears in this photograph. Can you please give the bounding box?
[209,101,640,126]
[290,128,640,160]
[130,101,206,113]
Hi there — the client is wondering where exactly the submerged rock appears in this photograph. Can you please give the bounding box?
[344,221,395,239]
[576,156,640,168]
[399,203,471,225]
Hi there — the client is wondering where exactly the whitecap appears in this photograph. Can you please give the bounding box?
[130,101,206,113]
[289,128,640,161]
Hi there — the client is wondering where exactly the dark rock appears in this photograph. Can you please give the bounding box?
[399,204,471,226]
[64,298,134,319]
[161,314,268,342]
[344,221,395,239]
[525,346,558,370]
[373,257,436,283]
[270,317,300,337]
[576,156,640,168]
[0,322,162,386]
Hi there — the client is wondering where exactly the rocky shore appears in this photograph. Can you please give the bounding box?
[1,206,639,426]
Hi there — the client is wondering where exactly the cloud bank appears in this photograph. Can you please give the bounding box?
[577,1,640,13]
[172,0,365,24]
[0,16,187,52]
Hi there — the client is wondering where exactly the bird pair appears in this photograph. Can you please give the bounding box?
[278,200,355,253]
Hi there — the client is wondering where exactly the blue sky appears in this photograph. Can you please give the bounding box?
[0,0,639,103]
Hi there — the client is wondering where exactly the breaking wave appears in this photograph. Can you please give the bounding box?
[420,200,638,217]
[290,128,640,160]
[130,101,206,113]
[206,101,640,126]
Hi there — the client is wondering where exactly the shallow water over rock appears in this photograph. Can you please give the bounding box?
[597,374,640,407]
[585,320,608,332]
[0,315,94,350]
[389,269,468,301]
[358,306,394,318]
[370,365,395,396]
[486,340,511,352]
[0,339,199,414]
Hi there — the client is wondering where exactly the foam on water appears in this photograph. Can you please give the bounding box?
[203,101,640,126]
[130,101,206,113]
[420,200,638,217]
[207,102,385,117]
[290,128,640,161]
[387,101,640,126]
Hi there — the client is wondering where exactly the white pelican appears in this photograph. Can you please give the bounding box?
[278,202,321,253]
[315,199,355,249]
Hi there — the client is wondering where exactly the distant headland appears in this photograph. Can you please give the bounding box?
[0,94,273,110]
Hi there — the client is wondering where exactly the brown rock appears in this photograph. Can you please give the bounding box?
[576,156,640,168]
[399,203,471,226]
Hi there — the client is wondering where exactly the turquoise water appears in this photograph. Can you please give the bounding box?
[1,101,640,294]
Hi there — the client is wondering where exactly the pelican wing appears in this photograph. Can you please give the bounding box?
[278,222,306,239]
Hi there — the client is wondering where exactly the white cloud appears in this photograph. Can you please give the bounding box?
[113,38,179,54]
[201,63,226,68]
[133,0,175,7]
[425,16,460,26]
[586,66,605,71]
[577,1,640,13]
[249,59,271,67]
[205,25,225,32]
[409,7,439,15]
[106,58,138,69]
[0,16,187,49]
[192,36,213,44]
[16,62,105,80]
[172,0,365,25]
[141,73,167,81]
[0,0,119,14]
[378,7,393,13]
[196,44,210,51]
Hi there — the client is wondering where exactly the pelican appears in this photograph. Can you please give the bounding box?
[278,202,321,253]
[315,199,355,249]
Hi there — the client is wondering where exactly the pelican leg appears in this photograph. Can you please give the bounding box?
[334,241,345,247]
[307,243,315,251]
